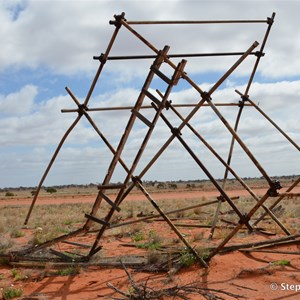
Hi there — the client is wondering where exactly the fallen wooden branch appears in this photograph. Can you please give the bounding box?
[217,234,300,254]
[239,249,300,255]
[10,255,147,269]
[107,260,245,299]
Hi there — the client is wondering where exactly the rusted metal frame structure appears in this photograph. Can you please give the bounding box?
[85,46,174,229]
[18,12,290,264]
[86,46,250,261]
[117,14,287,260]
[19,47,180,258]
[87,50,191,258]
[209,13,277,239]
[84,15,265,259]
[87,14,286,260]
[86,48,256,266]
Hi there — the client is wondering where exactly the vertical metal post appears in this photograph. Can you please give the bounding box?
[209,13,276,238]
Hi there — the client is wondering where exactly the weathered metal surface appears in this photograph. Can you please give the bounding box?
[16,12,299,267]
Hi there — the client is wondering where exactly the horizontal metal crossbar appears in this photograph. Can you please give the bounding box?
[94,51,263,61]
[61,103,252,113]
[85,214,110,227]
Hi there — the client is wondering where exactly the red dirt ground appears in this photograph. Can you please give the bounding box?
[1,187,300,300]
[0,188,273,206]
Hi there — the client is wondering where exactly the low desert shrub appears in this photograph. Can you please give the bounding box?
[56,266,80,276]
[5,192,14,197]
[2,287,23,300]
[0,238,14,254]
[271,260,290,266]
[179,250,196,267]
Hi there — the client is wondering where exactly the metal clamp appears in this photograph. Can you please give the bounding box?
[93,53,107,64]
[239,213,250,225]
[109,12,126,28]
[268,180,282,197]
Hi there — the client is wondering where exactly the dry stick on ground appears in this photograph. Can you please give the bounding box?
[217,234,300,254]
[106,261,245,300]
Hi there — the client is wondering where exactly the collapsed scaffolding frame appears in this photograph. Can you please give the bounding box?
[13,12,300,267]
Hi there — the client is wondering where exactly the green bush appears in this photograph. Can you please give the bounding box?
[2,287,23,300]
[5,192,14,197]
[180,251,196,267]
[56,266,80,276]
[45,187,57,194]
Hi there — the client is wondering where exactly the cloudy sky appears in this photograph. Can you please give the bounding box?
[0,0,299,188]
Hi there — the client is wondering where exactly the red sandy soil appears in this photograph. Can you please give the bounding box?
[1,187,300,300]
[2,234,300,300]
[0,188,288,206]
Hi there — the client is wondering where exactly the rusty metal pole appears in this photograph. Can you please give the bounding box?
[126,19,268,25]
[101,51,260,61]
[23,115,82,226]
[209,13,276,239]
[244,13,275,96]
[110,41,259,211]
[83,12,125,107]
[61,102,251,113]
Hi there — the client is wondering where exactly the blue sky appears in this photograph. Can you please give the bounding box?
[0,0,299,188]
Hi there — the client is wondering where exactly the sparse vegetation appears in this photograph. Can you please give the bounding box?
[11,268,26,281]
[45,187,57,194]
[56,266,80,276]
[179,250,196,267]
[0,238,14,255]
[135,230,163,250]
[0,176,299,300]
[10,228,25,238]
[2,287,23,300]
[271,260,290,266]
[5,192,14,197]
[131,231,145,242]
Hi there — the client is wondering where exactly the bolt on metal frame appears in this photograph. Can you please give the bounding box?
[16,12,299,265]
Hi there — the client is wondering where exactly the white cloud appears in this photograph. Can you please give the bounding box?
[0,1,300,80]
[0,84,37,115]
[1,79,299,187]
[0,1,299,187]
